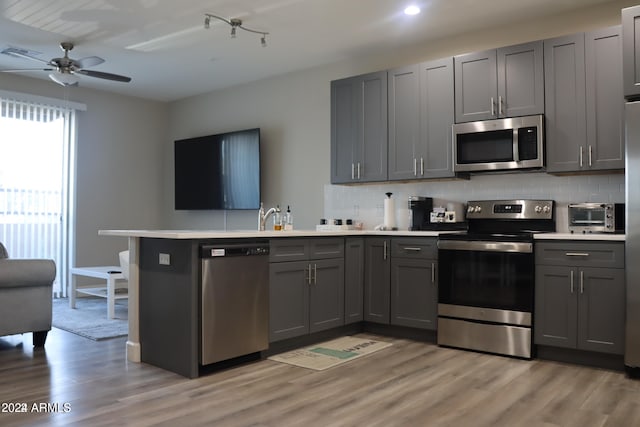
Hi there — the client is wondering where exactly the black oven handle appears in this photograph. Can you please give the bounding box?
[437,240,533,253]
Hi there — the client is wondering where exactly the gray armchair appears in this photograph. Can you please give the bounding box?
[0,242,56,347]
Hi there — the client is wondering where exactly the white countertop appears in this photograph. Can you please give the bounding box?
[98,229,449,239]
[99,229,626,241]
[534,232,625,241]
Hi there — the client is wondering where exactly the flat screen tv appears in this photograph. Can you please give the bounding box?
[174,128,260,210]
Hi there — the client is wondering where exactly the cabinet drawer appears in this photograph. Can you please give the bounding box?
[391,238,437,259]
[309,238,344,259]
[270,238,344,262]
[535,241,624,268]
[269,239,310,262]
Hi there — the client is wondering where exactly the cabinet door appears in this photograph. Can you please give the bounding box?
[454,49,498,123]
[623,5,640,99]
[359,71,388,182]
[419,57,455,179]
[585,26,624,171]
[390,257,437,330]
[345,238,364,324]
[364,238,391,324]
[544,33,587,173]
[578,267,625,354]
[269,261,309,342]
[497,41,544,118]
[331,71,388,183]
[534,265,578,349]
[309,259,345,333]
[388,64,420,181]
[330,76,359,183]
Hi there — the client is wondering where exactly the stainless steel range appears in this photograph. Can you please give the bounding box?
[437,199,555,359]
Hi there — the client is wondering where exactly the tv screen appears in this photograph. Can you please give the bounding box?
[174,128,260,210]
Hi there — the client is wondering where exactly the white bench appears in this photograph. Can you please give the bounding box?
[70,266,128,319]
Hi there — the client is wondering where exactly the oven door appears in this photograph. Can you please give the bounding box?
[438,240,534,317]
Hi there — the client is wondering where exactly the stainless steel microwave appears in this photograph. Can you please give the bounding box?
[568,203,625,234]
[452,115,544,173]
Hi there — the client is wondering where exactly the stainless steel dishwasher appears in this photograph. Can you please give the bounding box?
[200,242,269,365]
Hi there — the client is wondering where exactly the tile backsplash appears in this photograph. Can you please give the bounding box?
[324,172,625,232]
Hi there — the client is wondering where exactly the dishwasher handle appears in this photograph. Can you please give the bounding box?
[200,243,270,258]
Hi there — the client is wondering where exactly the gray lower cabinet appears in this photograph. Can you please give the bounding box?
[388,58,455,180]
[534,242,625,355]
[345,238,364,324]
[454,41,544,123]
[269,238,345,342]
[623,5,640,99]
[390,238,438,330]
[364,238,391,324]
[545,26,624,173]
[330,71,388,184]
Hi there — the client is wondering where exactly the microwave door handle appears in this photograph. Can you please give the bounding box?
[513,128,520,162]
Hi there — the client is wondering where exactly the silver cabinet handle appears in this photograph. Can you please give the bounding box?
[570,270,574,294]
[566,252,590,257]
[357,162,361,179]
[588,145,593,167]
[579,146,584,168]
[580,270,584,294]
[490,97,495,117]
[403,247,422,252]
[420,157,424,176]
[431,262,435,284]
[351,163,355,180]
[307,263,312,285]
[498,95,503,116]
[313,263,317,285]
[414,158,418,176]
[383,240,387,260]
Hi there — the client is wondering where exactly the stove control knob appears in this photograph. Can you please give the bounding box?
[543,205,551,214]
[467,206,475,214]
[475,205,482,213]
[535,205,542,213]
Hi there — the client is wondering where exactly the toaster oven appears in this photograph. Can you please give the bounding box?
[568,203,625,233]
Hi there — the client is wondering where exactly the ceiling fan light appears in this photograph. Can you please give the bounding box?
[49,71,79,86]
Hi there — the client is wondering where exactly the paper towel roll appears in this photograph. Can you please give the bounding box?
[384,197,395,229]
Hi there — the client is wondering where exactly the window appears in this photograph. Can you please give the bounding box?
[0,92,82,297]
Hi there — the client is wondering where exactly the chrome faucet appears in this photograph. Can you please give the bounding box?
[258,203,279,231]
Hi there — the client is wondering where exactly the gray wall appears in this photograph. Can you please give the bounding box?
[164,0,635,230]
[0,73,168,267]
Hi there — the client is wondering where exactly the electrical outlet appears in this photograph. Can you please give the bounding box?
[159,253,171,265]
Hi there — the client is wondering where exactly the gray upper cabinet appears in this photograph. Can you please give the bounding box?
[454,41,544,123]
[545,27,624,173]
[623,5,640,99]
[388,58,455,181]
[331,71,388,183]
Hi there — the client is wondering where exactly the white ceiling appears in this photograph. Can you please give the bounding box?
[0,0,622,102]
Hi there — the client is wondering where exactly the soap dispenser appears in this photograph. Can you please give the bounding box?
[284,205,293,231]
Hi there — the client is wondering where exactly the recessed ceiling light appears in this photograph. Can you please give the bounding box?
[404,5,421,16]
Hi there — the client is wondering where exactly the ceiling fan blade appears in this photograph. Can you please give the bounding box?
[0,68,54,73]
[75,69,131,82]
[75,55,105,68]
[1,48,50,64]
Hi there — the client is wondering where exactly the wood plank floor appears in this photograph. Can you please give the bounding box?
[2,328,640,426]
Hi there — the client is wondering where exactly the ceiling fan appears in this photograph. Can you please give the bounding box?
[0,42,131,86]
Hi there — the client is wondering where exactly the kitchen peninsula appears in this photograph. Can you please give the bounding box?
[98,229,444,366]
[99,228,625,377]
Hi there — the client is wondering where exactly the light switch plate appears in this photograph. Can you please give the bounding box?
[159,253,171,265]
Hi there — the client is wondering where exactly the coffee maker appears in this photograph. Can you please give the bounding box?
[408,196,433,230]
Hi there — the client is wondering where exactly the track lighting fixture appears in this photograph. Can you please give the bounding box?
[203,13,269,47]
